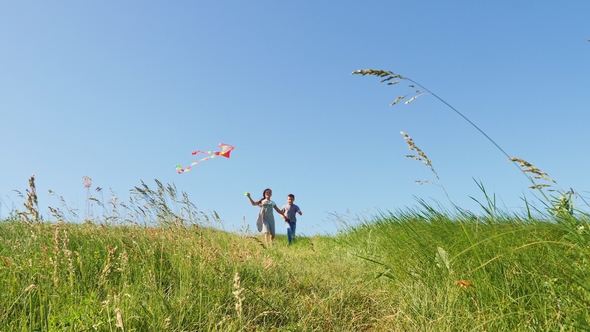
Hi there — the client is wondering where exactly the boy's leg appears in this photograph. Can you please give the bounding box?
[286,222,293,244]
[291,222,296,240]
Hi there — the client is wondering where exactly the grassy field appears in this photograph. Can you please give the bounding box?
[1,178,590,331]
[3,70,588,331]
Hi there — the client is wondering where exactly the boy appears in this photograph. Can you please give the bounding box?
[281,194,302,245]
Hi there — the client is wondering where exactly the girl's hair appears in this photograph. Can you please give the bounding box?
[257,188,272,205]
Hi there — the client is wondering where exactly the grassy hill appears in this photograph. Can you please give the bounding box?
[2,177,590,331]
[2,208,590,331]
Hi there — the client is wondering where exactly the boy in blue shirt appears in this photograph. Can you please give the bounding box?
[281,194,302,245]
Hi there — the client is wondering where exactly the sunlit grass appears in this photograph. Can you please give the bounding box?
[1,176,590,331]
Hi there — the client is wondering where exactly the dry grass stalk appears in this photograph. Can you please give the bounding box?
[248,236,267,250]
[83,176,94,220]
[2,256,14,266]
[508,157,556,185]
[47,206,65,221]
[16,174,40,223]
[115,308,124,330]
[24,284,37,292]
[509,157,579,216]
[232,272,245,320]
[59,227,75,288]
[164,317,171,329]
[400,132,454,203]
[351,69,429,107]
[400,132,441,181]
[99,245,118,286]
[401,132,432,167]
[52,224,61,287]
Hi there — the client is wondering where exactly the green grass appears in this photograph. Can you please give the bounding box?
[2,198,590,331]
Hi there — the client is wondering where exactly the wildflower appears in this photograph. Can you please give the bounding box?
[455,280,473,288]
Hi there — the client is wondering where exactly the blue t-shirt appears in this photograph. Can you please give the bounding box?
[281,204,300,222]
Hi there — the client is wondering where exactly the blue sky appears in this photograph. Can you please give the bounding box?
[1,1,589,235]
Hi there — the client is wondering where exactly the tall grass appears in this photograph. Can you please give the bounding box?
[2,175,590,330]
[338,207,590,330]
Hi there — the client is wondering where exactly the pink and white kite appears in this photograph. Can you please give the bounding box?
[176,143,234,174]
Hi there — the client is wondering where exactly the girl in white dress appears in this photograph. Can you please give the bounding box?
[246,188,287,246]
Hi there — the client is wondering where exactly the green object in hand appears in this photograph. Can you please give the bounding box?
[245,192,250,196]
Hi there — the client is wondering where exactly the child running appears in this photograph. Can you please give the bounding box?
[246,188,287,247]
[281,194,302,245]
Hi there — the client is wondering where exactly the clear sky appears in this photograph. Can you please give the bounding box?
[1,1,589,235]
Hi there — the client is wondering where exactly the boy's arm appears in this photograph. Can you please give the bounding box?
[274,205,287,220]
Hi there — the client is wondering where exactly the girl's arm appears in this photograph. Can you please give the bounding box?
[274,205,287,220]
[246,193,259,206]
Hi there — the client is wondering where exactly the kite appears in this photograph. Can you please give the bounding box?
[176,143,234,174]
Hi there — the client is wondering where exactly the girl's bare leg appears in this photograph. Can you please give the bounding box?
[264,232,271,247]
